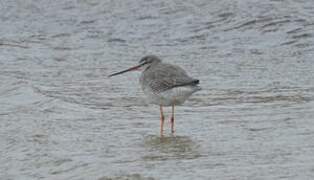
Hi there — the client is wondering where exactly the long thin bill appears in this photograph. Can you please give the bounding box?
[108,64,142,77]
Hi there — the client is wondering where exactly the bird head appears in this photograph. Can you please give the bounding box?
[108,55,161,77]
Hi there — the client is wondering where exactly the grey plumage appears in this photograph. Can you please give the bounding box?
[140,62,199,94]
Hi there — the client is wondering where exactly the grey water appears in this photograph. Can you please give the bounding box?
[1,0,314,179]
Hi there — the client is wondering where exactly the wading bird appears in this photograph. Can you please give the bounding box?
[108,55,201,135]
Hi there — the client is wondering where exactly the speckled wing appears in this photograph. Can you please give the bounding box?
[141,63,199,94]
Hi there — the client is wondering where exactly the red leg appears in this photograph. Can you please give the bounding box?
[160,105,165,136]
[171,104,175,133]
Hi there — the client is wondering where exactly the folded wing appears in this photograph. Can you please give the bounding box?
[142,63,199,94]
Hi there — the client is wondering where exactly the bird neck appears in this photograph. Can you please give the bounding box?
[143,61,160,71]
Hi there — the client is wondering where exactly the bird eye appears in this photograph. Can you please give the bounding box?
[140,57,148,64]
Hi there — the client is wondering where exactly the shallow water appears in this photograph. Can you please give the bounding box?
[1,0,314,179]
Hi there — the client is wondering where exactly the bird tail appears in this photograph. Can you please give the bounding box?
[192,79,199,85]
[192,79,201,91]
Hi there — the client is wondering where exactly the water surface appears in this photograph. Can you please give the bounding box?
[1,0,314,179]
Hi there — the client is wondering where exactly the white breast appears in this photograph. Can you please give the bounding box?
[142,85,201,106]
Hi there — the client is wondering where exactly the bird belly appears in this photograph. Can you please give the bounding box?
[143,86,200,106]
